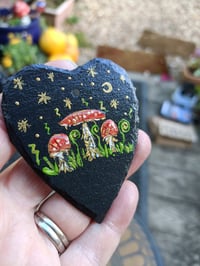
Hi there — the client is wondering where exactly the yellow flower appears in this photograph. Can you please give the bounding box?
[7,33,21,44]
[7,33,15,39]
[9,37,21,45]
[26,34,32,45]
[2,56,13,68]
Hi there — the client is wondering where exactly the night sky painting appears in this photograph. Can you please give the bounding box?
[2,58,139,222]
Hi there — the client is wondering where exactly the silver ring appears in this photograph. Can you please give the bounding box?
[34,211,69,254]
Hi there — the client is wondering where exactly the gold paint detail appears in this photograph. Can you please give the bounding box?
[36,77,41,81]
[120,75,126,83]
[68,76,72,80]
[107,69,111,73]
[125,95,130,100]
[47,72,54,82]
[121,229,132,243]
[102,82,113,93]
[39,116,43,120]
[15,101,20,106]
[90,82,95,86]
[13,77,24,90]
[110,99,119,109]
[87,67,97,77]
[17,119,31,133]
[38,92,51,104]
[99,101,106,111]
[63,98,72,109]
[54,108,61,117]
[61,87,65,91]
[35,133,40,138]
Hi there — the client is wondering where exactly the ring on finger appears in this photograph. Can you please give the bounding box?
[34,210,69,254]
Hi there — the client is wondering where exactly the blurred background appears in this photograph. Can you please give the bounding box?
[1,1,200,265]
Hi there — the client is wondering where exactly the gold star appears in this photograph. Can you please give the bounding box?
[38,92,51,104]
[13,77,25,90]
[87,67,97,77]
[110,99,119,109]
[17,118,31,133]
[47,72,54,82]
[120,75,125,83]
[63,98,72,109]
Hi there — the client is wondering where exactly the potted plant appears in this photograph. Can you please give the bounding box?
[184,49,200,84]
[0,1,43,44]
[0,33,46,75]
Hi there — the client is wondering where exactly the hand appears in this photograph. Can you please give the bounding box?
[0,60,151,266]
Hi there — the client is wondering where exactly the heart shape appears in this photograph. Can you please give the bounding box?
[1,58,139,222]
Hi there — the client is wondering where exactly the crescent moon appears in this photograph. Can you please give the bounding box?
[102,82,113,93]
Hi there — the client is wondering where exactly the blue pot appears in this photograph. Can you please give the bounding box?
[0,9,42,44]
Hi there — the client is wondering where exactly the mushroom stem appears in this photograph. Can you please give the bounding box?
[54,152,73,173]
[82,122,101,161]
[105,136,118,152]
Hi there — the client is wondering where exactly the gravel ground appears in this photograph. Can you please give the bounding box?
[72,0,200,64]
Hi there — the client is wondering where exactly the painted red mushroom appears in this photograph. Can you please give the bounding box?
[48,133,73,173]
[101,119,118,152]
[13,0,30,18]
[59,109,106,161]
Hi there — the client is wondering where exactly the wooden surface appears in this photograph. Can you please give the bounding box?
[137,30,196,58]
[97,46,168,74]
[145,75,200,266]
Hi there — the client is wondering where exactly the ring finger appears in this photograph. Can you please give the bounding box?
[38,192,91,242]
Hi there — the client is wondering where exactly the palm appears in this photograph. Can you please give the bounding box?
[0,161,60,266]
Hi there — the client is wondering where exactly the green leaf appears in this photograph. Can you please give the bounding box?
[42,167,59,176]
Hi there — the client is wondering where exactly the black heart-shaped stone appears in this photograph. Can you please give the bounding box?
[1,58,139,222]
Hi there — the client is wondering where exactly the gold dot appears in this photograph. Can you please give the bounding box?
[80,83,83,86]
[61,87,65,91]
[90,82,95,86]
[36,77,41,81]
[107,70,111,73]
[68,76,72,80]
[15,101,20,106]
[125,96,129,99]
[89,97,93,100]
[39,116,43,120]
[35,133,40,138]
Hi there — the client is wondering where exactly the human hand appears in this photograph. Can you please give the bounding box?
[0,60,151,266]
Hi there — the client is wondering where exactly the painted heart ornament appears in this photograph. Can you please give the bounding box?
[1,58,139,222]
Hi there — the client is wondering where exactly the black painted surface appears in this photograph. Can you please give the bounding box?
[1,58,139,222]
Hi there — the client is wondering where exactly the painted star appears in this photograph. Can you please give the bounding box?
[63,98,72,109]
[17,118,31,133]
[38,92,51,104]
[13,77,25,90]
[87,67,98,77]
[120,75,126,83]
[47,72,54,82]
[110,99,119,109]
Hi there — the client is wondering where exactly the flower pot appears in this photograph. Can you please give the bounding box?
[43,0,74,29]
[0,9,42,44]
[183,67,200,85]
